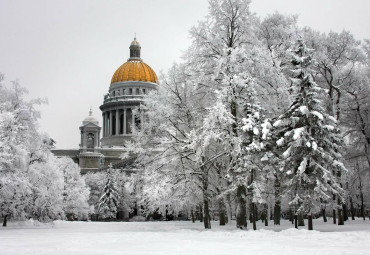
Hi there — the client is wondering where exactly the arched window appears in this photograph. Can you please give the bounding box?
[87,133,94,152]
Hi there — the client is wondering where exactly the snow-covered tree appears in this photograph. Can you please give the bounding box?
[28,154,64,222]
[0,76,47,225]
[185,0,295,230]
[98,165,120,220]
[346,159,369,220]
[273,40,347,230]
[0,75,90,225]
[84,171,106,213]
[124,63,209,223]
[256,12,299,225]
[59,157,91,220]
[110,169,133,217]
[124,0,295,230]
[303,30,363,121]
[119,0,369,230]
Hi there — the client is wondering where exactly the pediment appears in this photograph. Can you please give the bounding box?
[80,122,100,128]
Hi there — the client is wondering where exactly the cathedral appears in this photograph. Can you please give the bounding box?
[52,38,158,173]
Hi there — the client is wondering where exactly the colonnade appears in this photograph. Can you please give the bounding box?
[102,108,141,137]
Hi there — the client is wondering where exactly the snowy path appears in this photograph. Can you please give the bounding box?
[1,219,370,255]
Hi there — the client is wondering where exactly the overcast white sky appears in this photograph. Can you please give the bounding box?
[1,0,370,149]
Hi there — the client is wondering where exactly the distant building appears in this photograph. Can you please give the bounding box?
[53,38,158,173]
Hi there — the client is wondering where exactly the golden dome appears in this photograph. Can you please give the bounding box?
[111,37,158,85]
[111,61,158,84]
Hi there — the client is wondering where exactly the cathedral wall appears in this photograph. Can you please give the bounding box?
[100,148,126,167]
[51,149,79,164]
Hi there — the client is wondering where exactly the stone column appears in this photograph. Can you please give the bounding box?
[102,113,106,137]
[123,109,127,134]
[94,131,98,148]
[105,112,108,137]
[83,132,87,150]
[109,110,113,136]
[80,131,83,149]
[116,110,120,135]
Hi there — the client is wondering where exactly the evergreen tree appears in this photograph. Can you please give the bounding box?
[273,39,346,230]
[98,165,120,220]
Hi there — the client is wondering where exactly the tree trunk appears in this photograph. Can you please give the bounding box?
[199,205,203,222]
[264,204,268,226]
[219,211,226,226]
[336,170,344,225]
[338,207,344,225]
[191,209,195,223]
[308,214,313,230]
[350,197,355,220]
[337,197,344,225]
[289,209,294,224]
[251,202,257,230]
[3,215,7,227]
[321,208,327,222]
[333,209,336,224]
[201,164,210,229]
[203,199,211,229]
[294,215,298,229]
[227,193,232,222]
[355,160,365,221]
[219,198,226,226]
[274,178,281,225]
[361,193,365,220]
[236,185,247,229]
[265,213,268,226]
[298,212,305,226]
[343,203,348,221]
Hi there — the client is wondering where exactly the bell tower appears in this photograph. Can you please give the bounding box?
[78,108,103,173]
[80,108,101,152]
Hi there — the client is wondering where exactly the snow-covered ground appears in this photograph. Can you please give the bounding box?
[1,219,370,255]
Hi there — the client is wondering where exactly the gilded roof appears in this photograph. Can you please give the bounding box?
[111,60,158,85]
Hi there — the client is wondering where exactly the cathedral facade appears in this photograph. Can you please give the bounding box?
[53,38,158,173]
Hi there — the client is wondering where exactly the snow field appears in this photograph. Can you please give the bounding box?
[1,219,370,255]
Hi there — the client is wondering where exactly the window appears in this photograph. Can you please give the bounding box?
[136,88,140,95]
[87,133,94,152]
[112,91,116,97]
[129,88,132,95]
[142,89,146,94]
[122,89,125,95]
